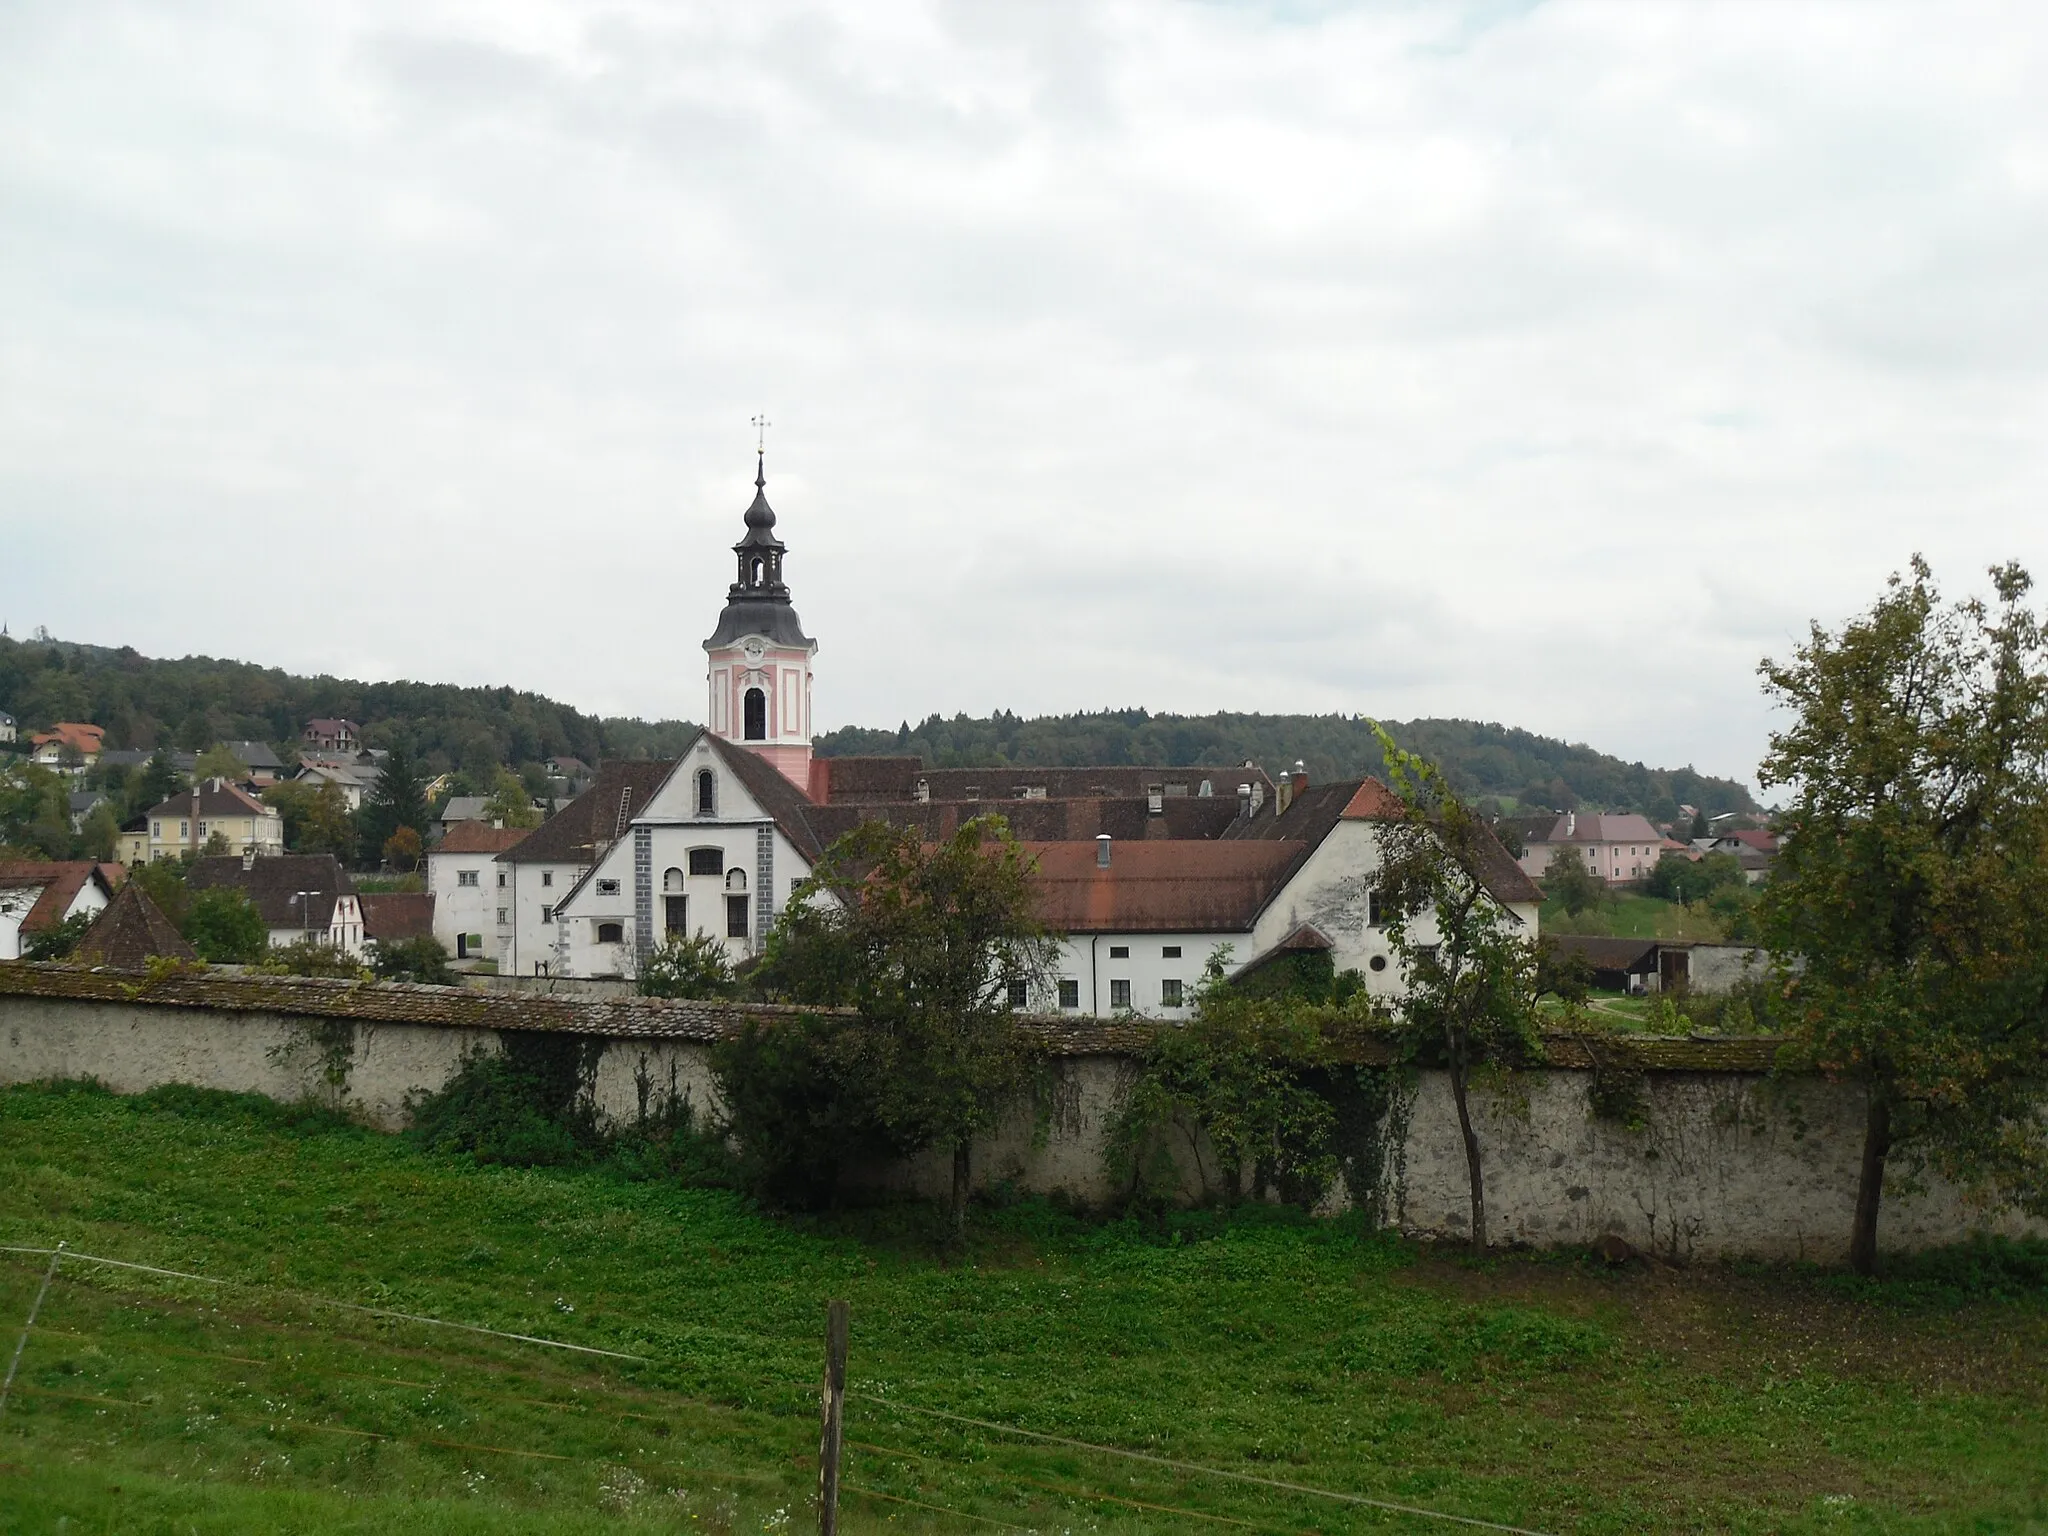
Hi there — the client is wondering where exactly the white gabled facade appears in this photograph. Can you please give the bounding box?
[549,734,814,979]
[426,823,530,964]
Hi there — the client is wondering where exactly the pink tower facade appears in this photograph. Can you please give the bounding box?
[703,453,818,790]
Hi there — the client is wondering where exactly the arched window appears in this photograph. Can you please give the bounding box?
[596,921,624,945]
[743,688,767,741]
[663,867,684,894]
[749,557,764,585]
[725,868,747,892]
[696,770,715,815]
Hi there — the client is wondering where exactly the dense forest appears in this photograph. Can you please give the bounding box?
[817,710,1757,819]
[0,633,698,775]
[0,634,1755,818]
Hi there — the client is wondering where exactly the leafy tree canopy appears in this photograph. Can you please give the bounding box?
[1759,557,2048,1274]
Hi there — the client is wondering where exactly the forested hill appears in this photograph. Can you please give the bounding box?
[0,634,1754,816]
[0,634,699,775]
[817,711,1758,818]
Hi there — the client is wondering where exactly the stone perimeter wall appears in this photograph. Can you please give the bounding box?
[1,965,2039,1263]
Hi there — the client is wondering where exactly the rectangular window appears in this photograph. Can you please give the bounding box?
[542,871,554,887]
[1058,979,1080,1010]
[1110,979,1132,1010]
[179,821,188,838]
[1161,979,1184,1007]
[497,871,506,888]
[596,878,620,896]
[457,870,480,887]
[689,848,724,876]
[1007,979,1029,1009]
[152,822,161,838]
[597,921,624,944]
[1161,945,1181,958]
[665,895,688,936]
[1109,945,1130,959]
[496,907,508,924]
[1367,889,1386,927]
[726,894,749,938]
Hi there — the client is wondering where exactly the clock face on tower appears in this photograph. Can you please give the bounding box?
[741,638,766,665]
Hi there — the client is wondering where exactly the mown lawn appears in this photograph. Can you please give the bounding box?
[1,1082,2044,1534]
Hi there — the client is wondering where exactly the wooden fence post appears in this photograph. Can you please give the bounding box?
[818,1299,849,1536]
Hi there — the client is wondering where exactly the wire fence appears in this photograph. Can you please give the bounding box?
[1,1242,1556,1535]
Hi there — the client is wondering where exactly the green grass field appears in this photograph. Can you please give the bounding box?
[2,1081,2045,1533]
[1539,896,1728,942]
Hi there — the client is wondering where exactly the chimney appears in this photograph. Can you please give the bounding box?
[1237,783,1252,819]
[1096,833,1112,869]
[915,778,930,804]
[1293,759,1308,790]
[242,848,256,871]
[1276,772,1293,816]
[1565,811,1576,838]
[1146,786,1164,816]
[1250,781,1265,816]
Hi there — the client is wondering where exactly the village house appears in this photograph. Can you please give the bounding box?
[187,853,364,953]
[361,891,437,950]
[217,740,286,785]
[294,756,376,811]
[0,860,118,960]
[301,718,361,754]
[1514,810,1665,886]
[0,709,16,745]
[138,780,285,863]
[426,819,530,963]
[513,451,1537,1010]
[29,722,105,770]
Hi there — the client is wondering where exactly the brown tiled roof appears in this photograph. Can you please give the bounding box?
[144,781,274,821]
[72,882,196,967]
[0,963,1791,1072]
[361,892,436,942]
[802,795,1244,850]
[433,821,532,856]
[0,861,117,933]
[813,759,1276,806]
[1538,812,1663,846]
[187,854,354,928]
[1020,840,1307,933]
[498,759,674,865]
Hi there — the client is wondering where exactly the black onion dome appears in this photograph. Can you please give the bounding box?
[704,453,815,652]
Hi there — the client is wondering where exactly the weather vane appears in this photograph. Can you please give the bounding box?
[752,413,771,454]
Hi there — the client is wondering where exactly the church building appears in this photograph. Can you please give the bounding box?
[523,453,1542,1009]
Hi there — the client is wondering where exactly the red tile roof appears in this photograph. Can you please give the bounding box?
[1020,840,1307,933]
[30,722,105,755]
[433,821,533,856]
[361,892,436,942]
[0,860,117,933]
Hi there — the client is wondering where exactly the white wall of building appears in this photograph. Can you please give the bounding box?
[427,850,504,963]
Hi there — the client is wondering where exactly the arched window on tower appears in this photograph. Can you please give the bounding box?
[743,688,767,741]
[696,770,715,815]
[749,557,764,586]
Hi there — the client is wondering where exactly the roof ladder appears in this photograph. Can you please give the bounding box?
[612,788,634,844]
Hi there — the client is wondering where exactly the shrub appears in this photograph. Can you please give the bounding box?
[184,888,269,964]
[255,939,371,978]
[708,1011,893,1206]
[370,934,454,985]
[638,933,735,999]
[407,1035,604,1167]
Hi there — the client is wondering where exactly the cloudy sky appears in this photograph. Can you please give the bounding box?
[4,1,2045,787]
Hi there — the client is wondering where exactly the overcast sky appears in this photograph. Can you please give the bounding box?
[4,1,2046,787]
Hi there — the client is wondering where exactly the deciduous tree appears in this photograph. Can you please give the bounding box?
[1373,726,1543,1252]
[1758,558,2048,1274]
[746,815,1058,1232]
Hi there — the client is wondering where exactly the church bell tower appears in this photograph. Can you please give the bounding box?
[703,446,817,791]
